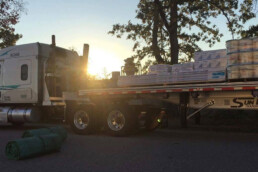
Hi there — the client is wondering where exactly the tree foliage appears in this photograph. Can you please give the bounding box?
[122,57,139,75]
[0,0,25,48]
[241,24,258,38]
[109,0,257,68]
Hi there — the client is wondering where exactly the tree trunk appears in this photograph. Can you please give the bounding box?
[154,0,179,64]
[169,0,179,64]
[152,3,164,64]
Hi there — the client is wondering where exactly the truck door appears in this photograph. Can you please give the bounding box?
[2,59,32,103]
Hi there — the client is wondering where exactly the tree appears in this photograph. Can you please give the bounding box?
[0,0,25,48]
[109,0,257,66]
[241,24,258,38]
[122,57,139,75]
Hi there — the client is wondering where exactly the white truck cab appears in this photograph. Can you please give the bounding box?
[0,42,86,124]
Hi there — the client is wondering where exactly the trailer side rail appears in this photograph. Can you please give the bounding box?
[79,81,258,96]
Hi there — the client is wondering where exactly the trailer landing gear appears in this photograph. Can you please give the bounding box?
[187,100,215,123]
[179,93,189,128]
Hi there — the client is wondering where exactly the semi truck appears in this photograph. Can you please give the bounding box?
[0,37,258,136]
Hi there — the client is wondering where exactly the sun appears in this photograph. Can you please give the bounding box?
[87,47,123,78]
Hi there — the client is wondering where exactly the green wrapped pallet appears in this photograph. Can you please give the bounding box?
[22,126,67,141]
[6,134,62,160]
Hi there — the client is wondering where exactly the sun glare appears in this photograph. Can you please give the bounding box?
[87,48,123,79]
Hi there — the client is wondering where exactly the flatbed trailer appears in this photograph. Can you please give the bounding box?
[76,80,258,135]
[79,81,258,109]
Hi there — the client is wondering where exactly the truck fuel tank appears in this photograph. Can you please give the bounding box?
[0,107,41,123]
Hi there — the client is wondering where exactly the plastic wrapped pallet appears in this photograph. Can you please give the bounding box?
[253,51,258,63]
[155,74,173,85]
[118,74,158,87]
[194,51,203,61]
[226,40,239,54]
[202,60,211,69]
[239,52,253,64]
[139,75,157,85]
[149,71,172,75]
[239,64,254,78]
[216,49,227,59]
[253,64,258,77]
[194,55,227,71]
[208,68,226,82]
[200,52,211,61]
[172,71,207,83]
[133,74,172,86]
[202,49,227,60]
[148,64,172,75]
[209,58,227,68]
[227,38,256,65]
[226,37,258,80]
[172,62,194,73]
[130,75,144,86]
[145,75,158,85]
[194,49,226,61]
[239,38,253,52]
[194,61,203,71]
[253,37,258,51]
[200,58,227,70]
[228,53,239,65]
[227,66,239,79]
[117,76,133,87]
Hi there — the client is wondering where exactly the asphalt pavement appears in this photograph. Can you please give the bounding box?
[1,124,258,172]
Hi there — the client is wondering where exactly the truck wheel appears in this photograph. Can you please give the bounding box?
[106,105,136,136]
[70,108,94,135]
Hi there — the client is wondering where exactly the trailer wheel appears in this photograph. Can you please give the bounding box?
[145,110,164,131]
[70,108,94,135]
[106,105,136,136]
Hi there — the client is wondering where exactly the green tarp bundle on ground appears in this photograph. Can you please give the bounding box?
[5,126,67,160]
[22,126,67,141]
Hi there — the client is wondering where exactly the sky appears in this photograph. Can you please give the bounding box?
[15,0,258,77]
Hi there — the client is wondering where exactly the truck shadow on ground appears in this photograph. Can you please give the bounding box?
[2,120,258,141]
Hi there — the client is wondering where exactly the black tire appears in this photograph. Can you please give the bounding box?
[69,107,95,135]
[145,110,161,131]
[105,105,137,136]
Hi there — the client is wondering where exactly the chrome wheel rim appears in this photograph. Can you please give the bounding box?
[74,110,89,130]
[107,110,125,131]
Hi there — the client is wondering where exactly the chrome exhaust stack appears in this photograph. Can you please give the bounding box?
[82,44,89,74]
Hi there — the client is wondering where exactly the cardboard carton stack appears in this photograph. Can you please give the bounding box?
[227,37,258,79]
[172,62,206,83]
[117,49,228,87]
[193,49,227,82]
